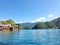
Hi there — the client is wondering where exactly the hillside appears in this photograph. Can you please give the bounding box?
[20,23,37,29]
[0,17,60,29]
[51,17,60,29]
[33,17,60,29]
[20,17,60,29]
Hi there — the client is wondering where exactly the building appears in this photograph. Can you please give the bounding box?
[0,24,11,30]
[14,25,20,30]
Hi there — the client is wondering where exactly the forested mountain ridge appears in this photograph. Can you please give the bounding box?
[51,17,60,29]
[32,17,60,29]
[0,17,60,29]
[20,17,60,29]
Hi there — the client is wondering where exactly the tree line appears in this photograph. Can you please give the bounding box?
[0,17,60,29]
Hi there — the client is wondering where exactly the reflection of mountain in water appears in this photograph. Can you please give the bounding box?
[0,29,60,45]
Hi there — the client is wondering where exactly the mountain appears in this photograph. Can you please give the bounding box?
[20,23,37,29]
[51,17,60,29]
[16,17,60,29]
[33,17,60,29]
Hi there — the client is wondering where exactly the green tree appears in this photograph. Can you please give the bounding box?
[6,19,15,26]
[45,22,57,29]
[24,26,32,29]
[15,24,23,29]
[32,23,47,29]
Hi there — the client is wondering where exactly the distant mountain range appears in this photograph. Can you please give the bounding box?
[20,22,37,29]
[20,17,60,29]
[0,17,59,29]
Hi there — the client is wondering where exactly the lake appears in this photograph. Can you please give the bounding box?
[0,29,60,45]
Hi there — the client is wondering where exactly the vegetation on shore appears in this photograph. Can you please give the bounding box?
[0,17,60,29]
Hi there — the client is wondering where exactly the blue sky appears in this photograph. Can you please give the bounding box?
[0,0,60,23]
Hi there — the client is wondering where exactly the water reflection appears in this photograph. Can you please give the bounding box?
[32,29,60,45]
[0,30,13,43]
[0,29,60,45]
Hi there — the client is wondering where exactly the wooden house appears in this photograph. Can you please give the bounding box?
[0,24,11,30]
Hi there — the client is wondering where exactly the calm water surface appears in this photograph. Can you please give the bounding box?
[0,29,60,45]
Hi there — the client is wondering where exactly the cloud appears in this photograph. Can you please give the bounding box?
[48,14,59,19]
[48,14,53,18]
[31,17,46,23]
[47,14,59,21]
[52,16,59,19]
[18,14,59,23]
[19,21,23,23]
[31,14,59,23]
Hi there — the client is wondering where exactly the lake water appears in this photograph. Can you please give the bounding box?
[0,29,60,45]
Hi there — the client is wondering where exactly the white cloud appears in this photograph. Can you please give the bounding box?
[18,14,59,23]
[47,14,59,21]
[15,21,23,23]
[31,14,59,23]
[48,14,59,19]
[54,16,59,19]
[48,14,53,18]
[31,17,46,23]
[52,16,59,19]
[19,21,23,23]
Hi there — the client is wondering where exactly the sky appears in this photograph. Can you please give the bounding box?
[0,0,60,23]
